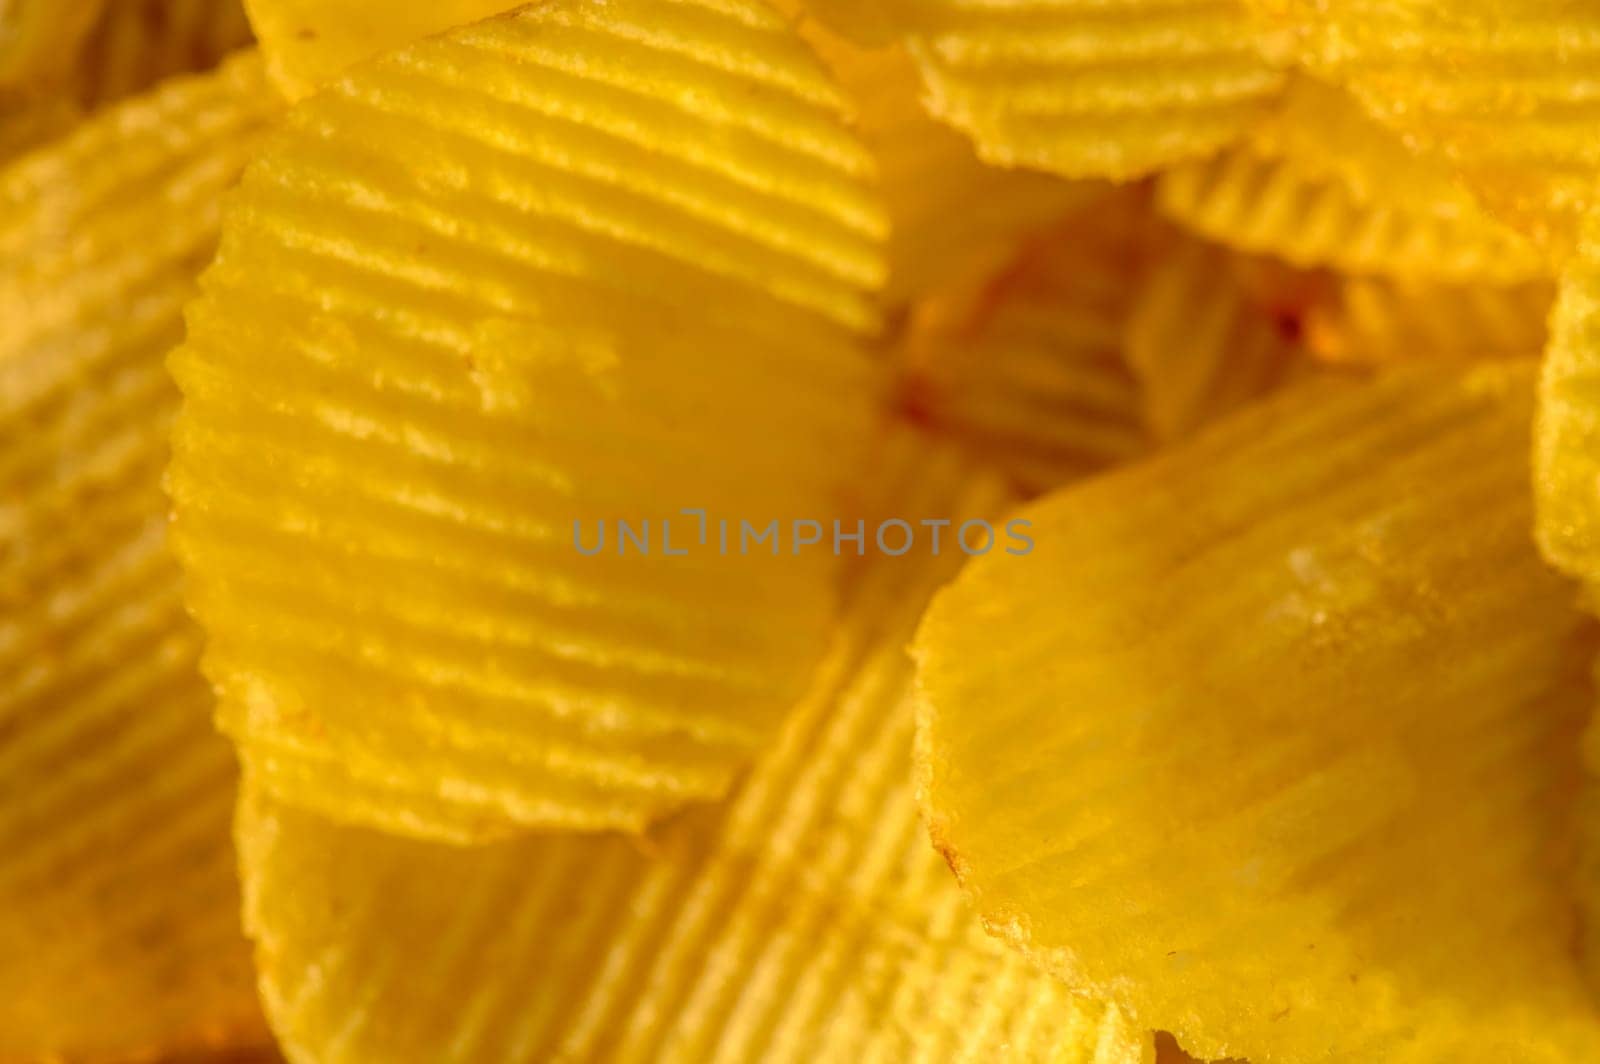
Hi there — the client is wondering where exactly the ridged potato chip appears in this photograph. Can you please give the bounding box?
[916,361,1600,1062]
[1157,77,1545,281]
[169,0,890,841]
[1158,146,1547,282]
[1124,228,1321,442]
[1537,205,1600,579]
[778,2,1104,306]
[242,0,511,99]
[237,430,1153,1064]
[1266,0,1600,257]
[73,0,254,107]
[898,190,1149,494]
[1308,275,1552,366]
[0,54,274,1061]
[878,0,1289,180]
[1,0,253,165]
[1243,75,1525,230]
[0,0,106,88]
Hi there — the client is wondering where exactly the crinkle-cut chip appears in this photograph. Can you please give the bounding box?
[915,360,1600,1063]
[1245,75,1509,225]
[898,192,1149,495]
[0,0,250,157]
[169,1,890,841]
[1157,144,1547,282]
[243,0,515,98]
[1536,206,1600,578]
[236,430,1154,1064]
[1267,0,1600,258]
[777,1,1106,305]
[1307,275,1553,366]
[878,0,1289,180]
[0,54,276,1062]
[71,0,255,107]
[1158,79,1545,282]
[0,0,106,87]
[1124,228,1322,442]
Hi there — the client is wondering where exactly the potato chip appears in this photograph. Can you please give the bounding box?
[1158,145,1548,282]
[915,361,1600,1062]
[1536,206,1600,579]
[242,0,513,99]
[1156,77,1545,282]
[1244,75,1507,225]
[259,0,1093,304]
[0,54,275,1061]
[899,190,1149,494]
[1307,275,1553,366]
[169,0,890,840]
[2,0,253,166]
[777,3,1105,306]
[876,0,1289,180]
[1124,228,1321,442]
[1266,0,1600,257]
[236,430,1154,1064]
[72,0,255,107]
[0,0,106,88]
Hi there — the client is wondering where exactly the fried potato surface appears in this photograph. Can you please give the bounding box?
[0,54,275,1062]
[0,0,106,88]
[242,0,512,98]
[1124,229,1320,442]
[73,0,255,107]
[876,0,1288,180]
[169,0,889,841]
[1308,275,1552,366]
[899,189,1150,494]
[237,432,1153,1064]
[776,1,1104,306]
[1157,77,1546,281]
[1265,0,1600,257]
[916,361,1600,1063]
[1537,204,1600,578]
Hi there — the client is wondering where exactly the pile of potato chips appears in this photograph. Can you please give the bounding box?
[12,0,1600,1061]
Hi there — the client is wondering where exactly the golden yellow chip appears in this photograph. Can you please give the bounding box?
[169,0,890,841]
[0,0,106,88]
[2,0,254,165]
[236,429,1154,1064]
[877,0,1288,180]
[1245,75,1500,224]
[1266,0,1600,257]
[0,54,275,1061]
[1307,275,1553,366]
[72,0,255,107]
[1124,228,1321,442]
[243,0,513,99]
[1158,146,1547,282]
[777,3,1106,307]
[1157,76,1546,281]
[898,189,1149,494]
[916,361,1600,1062]
[1536,205,1600,578]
